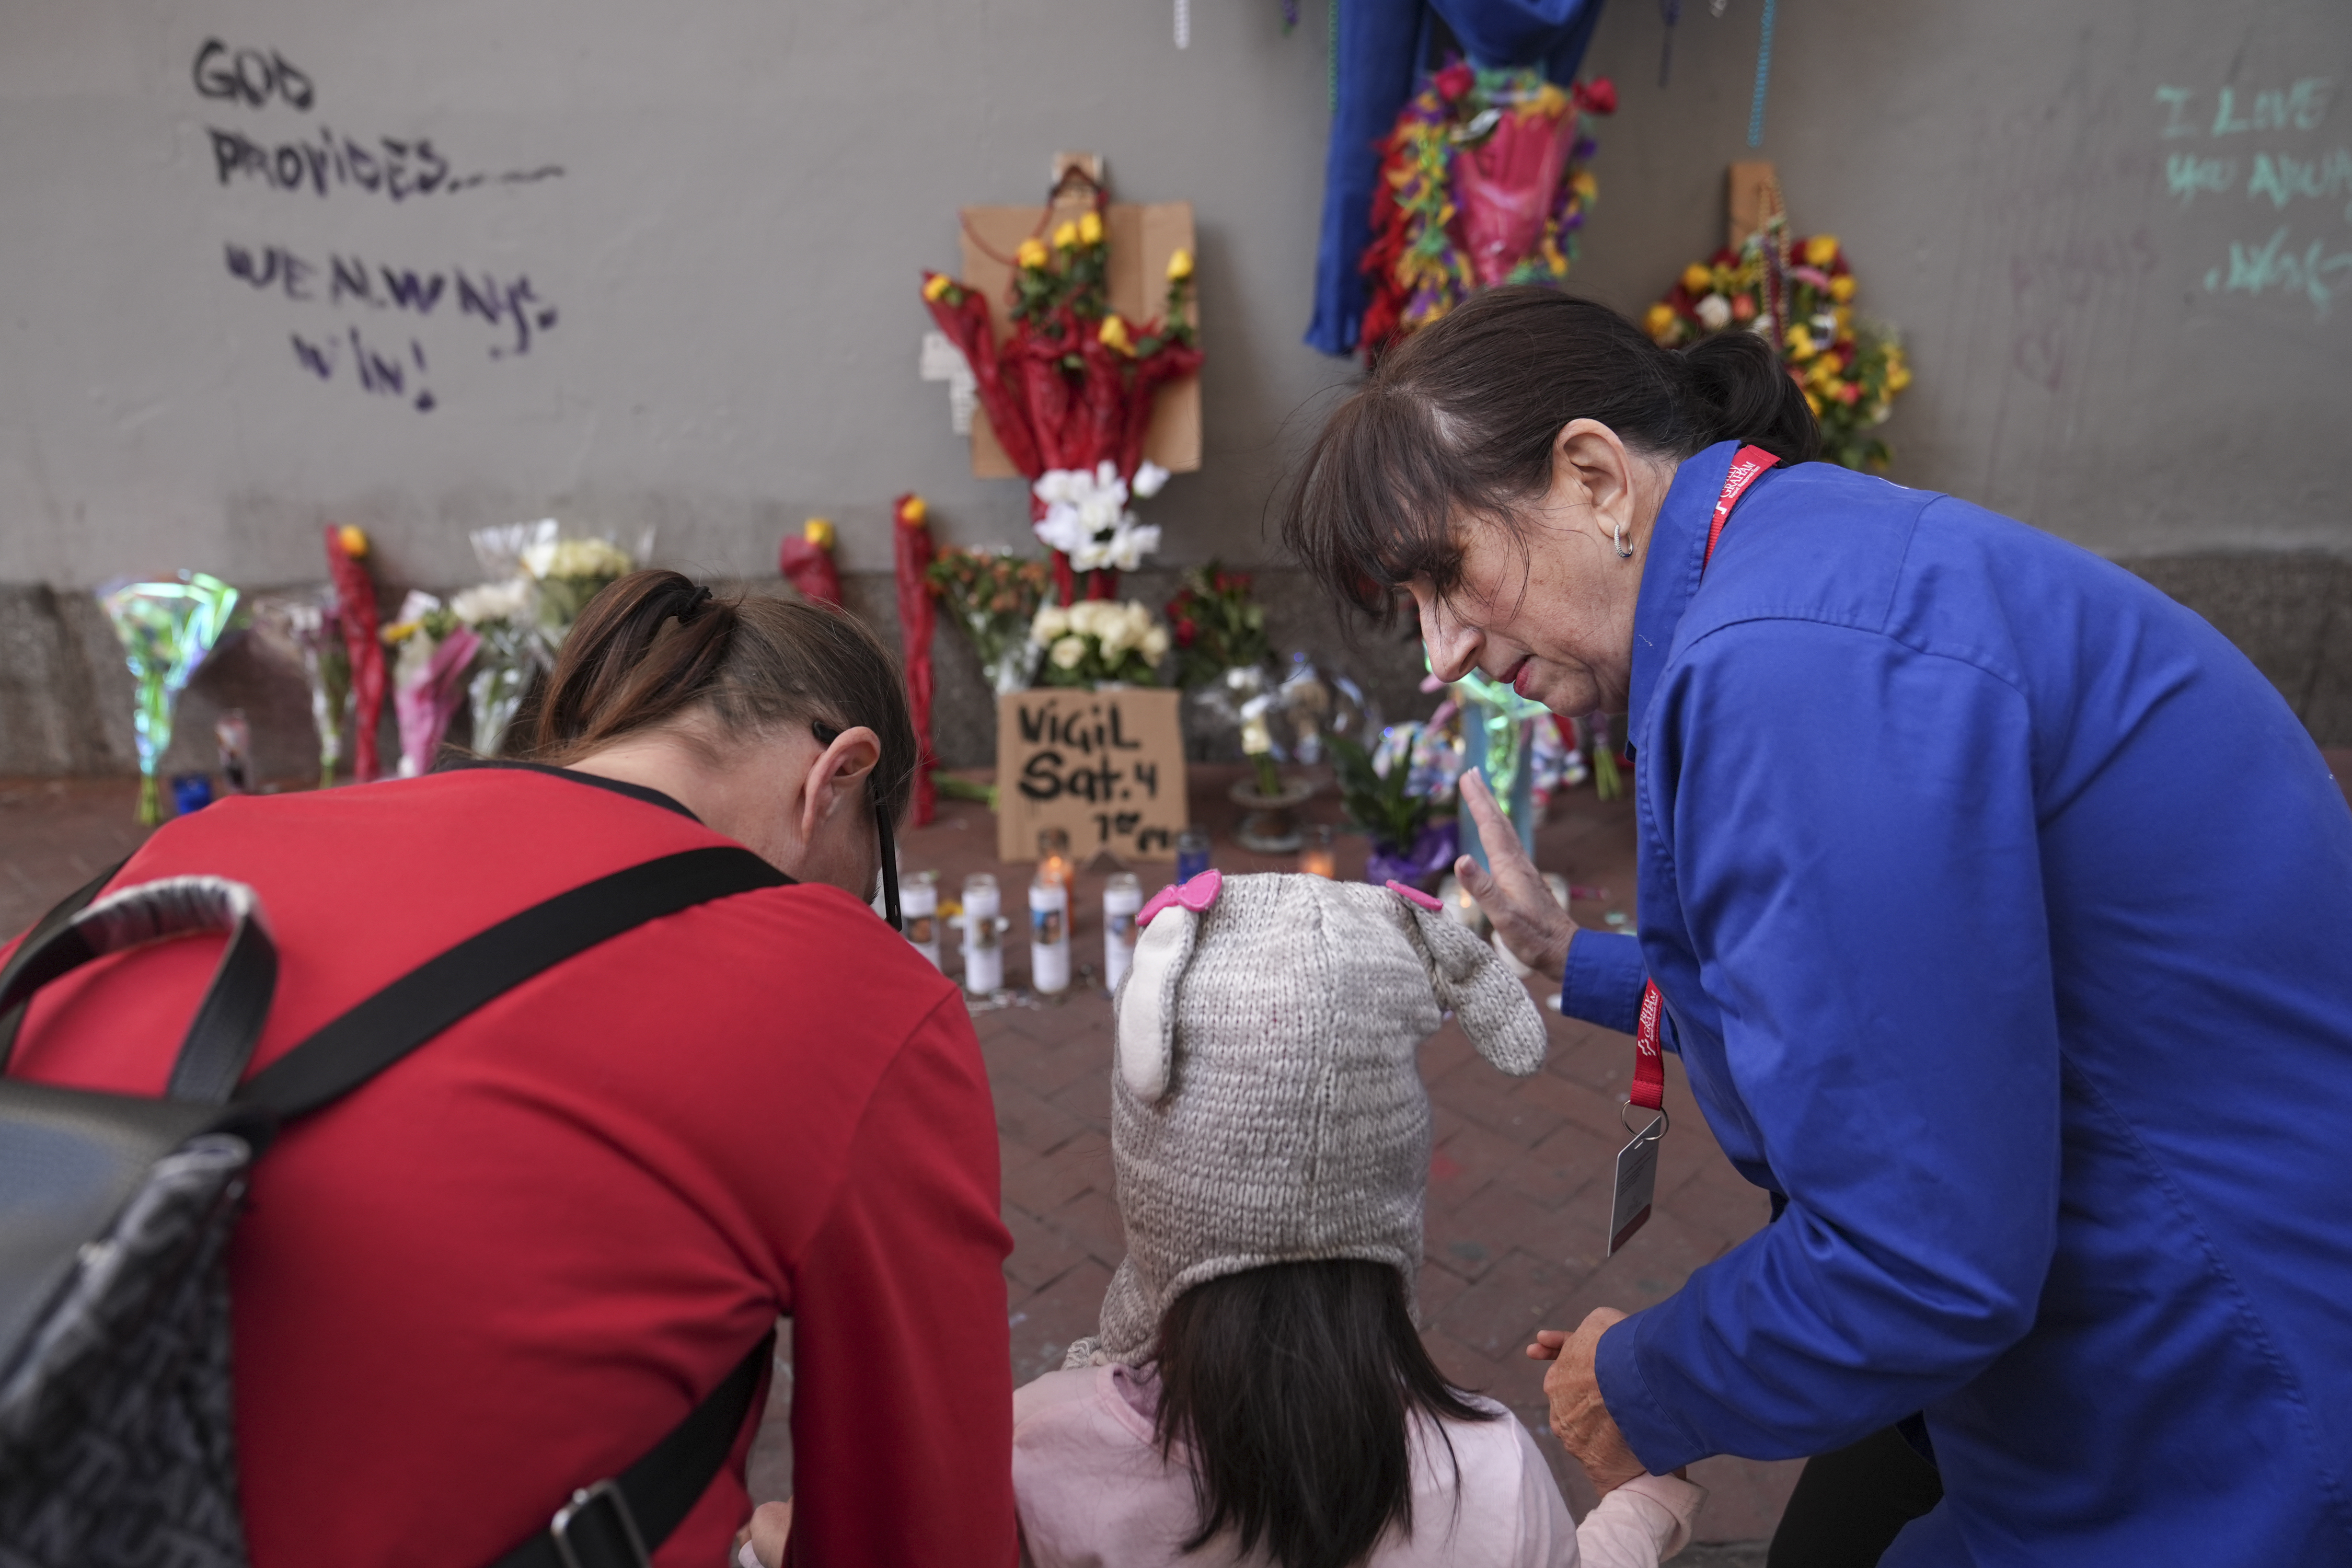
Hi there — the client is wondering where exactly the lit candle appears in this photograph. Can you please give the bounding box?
[1030,870,1071,995]
[1298,824,1337,880]
[962,873,1003,996]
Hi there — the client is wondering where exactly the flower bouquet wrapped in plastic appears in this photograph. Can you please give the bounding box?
[928,546,1052,696]
[96,572,240,825]
[450,578,536,757]
[324,526,388,783]
[251,589,351,790]
[383,591,482,777]
[1028,599,1169,689]
[470,518,651,657]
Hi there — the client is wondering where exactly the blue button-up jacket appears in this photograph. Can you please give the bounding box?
[1563,443,2352,1565]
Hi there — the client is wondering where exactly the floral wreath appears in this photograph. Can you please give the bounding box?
[1644,227,1913,471]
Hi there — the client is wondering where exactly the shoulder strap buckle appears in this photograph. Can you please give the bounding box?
[549,1479,652,1568]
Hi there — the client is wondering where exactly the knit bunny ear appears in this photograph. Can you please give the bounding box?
[1117,903,1203,1103]
[1385,890,1548,1077]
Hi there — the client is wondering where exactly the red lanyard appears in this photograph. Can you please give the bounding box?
[1629,445,1780,1115]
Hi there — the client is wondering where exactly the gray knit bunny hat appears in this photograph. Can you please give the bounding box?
[1074,870,1549,1367]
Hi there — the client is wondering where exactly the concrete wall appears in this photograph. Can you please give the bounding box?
[3,0,2348,770]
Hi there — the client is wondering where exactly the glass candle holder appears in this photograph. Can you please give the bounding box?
[962,873,1004,996]
[1102,872,1143,991]
[902,870,942,970]
[1030,871,1071,995]
[1175,827,1212,884]
[1298,824,1338,879]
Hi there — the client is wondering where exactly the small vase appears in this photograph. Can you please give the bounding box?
[1228,776,1316,854]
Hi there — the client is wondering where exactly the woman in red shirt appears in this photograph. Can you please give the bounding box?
[6,571,1016,1567]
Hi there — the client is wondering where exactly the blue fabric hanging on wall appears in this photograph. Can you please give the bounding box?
[1307,0,1608,357]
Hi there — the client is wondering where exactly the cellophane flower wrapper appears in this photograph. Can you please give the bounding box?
[1365,820,1459,891]
[251,589,351,790]
[385,592,482,778]
[470,520,652,657]
[1029,599,1170,689]
[98,572,240,825]
[928,547,1051,696]
[451,578,537,757]
[323,528,388,783]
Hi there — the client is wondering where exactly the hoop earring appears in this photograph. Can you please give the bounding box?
[1613,520,1634,559]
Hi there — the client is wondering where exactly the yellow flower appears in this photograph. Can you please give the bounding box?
[1829,274,1857,303]
[1784,324,1818,360]
[922,273,954,302]
[803,518,835,550]
[1887,363,1913,392]
[1098,315,1135,355]
[1813,352,1844,380]
[1833,305,1853,335]
[1804,388,1824,416]
[1077,210,1104,247]
[1529,82,1570,119]
[897,495,927,526]
[381,620,419,644]
[1804,235,1840,268]
[1015,237,1049,271]
[1570,169,1598,202]
[1053,220,1080,250]
[1643,302,1679,341]
[336,524,369,559]
[1166,247,1194,282]
[1680,263,1713,296]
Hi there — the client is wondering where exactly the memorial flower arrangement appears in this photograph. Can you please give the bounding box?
[1163,562,1270,691]
[928,546,1054,696]
[780,517,844,606]
[1643,230,1913,471]
[1029,598,1170,689]
[97,571,240,825]
[382,592,481,778]
[525,534,637,643]
[451,578,536,757]
[921,197,1200,604]
[251,588,351,789]
[1358,63,1616,362]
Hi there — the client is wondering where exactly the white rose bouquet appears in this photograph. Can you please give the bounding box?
[1029,599,1171,689]
[451,577,538,757]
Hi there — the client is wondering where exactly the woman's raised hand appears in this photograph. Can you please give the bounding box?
[1454,769,1578,982]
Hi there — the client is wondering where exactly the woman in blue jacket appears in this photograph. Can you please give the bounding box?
[1281,287,2352,1566]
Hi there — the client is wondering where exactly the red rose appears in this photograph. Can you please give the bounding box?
[1175,618,1198,648]
[1574,77,1618,116]
[1435,61,1475,102]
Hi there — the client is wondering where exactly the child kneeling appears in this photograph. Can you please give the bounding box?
[1013,872,1703,1568]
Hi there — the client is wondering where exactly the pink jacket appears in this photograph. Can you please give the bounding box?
[1012,1365,1704,1568]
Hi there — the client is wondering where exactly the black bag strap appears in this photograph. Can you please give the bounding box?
[238,845,785,1121]
[0,857,125,1069]
[491,1328,776,1568]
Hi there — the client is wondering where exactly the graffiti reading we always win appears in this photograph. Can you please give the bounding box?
[2151,76,2351,317]
[224,241,561,412]
[193,36,564,199]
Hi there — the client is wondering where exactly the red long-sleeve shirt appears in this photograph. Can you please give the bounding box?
[6,766,1017,1568]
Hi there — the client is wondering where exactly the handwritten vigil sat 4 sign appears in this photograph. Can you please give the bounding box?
[994,689,1187,864]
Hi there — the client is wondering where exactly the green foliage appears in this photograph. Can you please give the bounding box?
[1331,732,1432,851]
[1165,562,1269,688]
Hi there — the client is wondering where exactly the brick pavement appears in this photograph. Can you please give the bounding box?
[13,751,2352,1551]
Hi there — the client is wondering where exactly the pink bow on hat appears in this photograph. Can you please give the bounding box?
[1137,869,1221,927]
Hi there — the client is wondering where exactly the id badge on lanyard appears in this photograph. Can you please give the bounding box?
[1606,444,1777,1256]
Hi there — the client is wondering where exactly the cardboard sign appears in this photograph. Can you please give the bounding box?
[995,687,1187,863]
[956,201,1201,480]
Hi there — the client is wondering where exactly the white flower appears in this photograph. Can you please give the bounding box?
[1051,635,1088,670]
[1031,605,1070,643]
[452,578,533,626]
[525,536,636,581]
[1029,465,1158,572]
[1695,293,1733,331]
[1131,460,1170,499]
[1140,625,1171,662]
[1108,522,1161,572]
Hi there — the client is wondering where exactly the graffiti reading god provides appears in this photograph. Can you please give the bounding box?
[995,688,1187,863]
[195,38,568,411]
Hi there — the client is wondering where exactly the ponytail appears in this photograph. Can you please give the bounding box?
[1677,327,1820,465]
[511,568,919,829]
[1281,286,1820,622]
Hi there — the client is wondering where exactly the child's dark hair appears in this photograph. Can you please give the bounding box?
[1152,1259,1496,1568]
